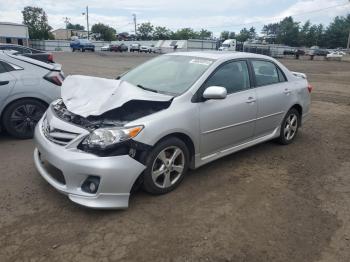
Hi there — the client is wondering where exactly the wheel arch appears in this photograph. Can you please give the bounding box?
[289,103,303,126]
[152,132,196,169]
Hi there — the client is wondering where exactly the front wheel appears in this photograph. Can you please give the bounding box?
[142,137,190,194]
[277,108,300,145]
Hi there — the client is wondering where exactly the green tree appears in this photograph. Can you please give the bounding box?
[66,23,84,30]
[299,20,311,46]
[172,28,198,40]
[249,27,257,39]
[229,32,236,39]
[220,31,229,40]
[324,14,350,48]
[197,29,212,39]
[153,26,172,40]
[236,28,250,42]
[138,22,154,40]
[91,23,116,41]
[261,23,279,43]
[22,6,52,40]
[275,16,300,46]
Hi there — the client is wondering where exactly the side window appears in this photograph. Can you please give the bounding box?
[0,61,18,72]
[252,60,282,86]
[0,62,7,74]
[204,61,250,94]
[277,68,287,82]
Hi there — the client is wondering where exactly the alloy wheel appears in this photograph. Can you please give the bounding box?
[151,146,185,189]
[9,104,44,136]
[284,113,298,141]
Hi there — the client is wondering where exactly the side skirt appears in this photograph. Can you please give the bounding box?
[194,127,280,169]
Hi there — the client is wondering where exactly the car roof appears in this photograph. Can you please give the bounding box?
[165,51,273,61]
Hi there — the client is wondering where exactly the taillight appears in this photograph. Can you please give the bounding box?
[48,54,54,62]
[307,83,313,93]
[44,71,64,86]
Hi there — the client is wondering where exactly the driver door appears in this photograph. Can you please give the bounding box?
[199,60,257,157]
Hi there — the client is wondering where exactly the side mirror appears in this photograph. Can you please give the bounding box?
[203,86,227,100]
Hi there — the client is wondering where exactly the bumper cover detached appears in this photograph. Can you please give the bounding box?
[33,122,146,209]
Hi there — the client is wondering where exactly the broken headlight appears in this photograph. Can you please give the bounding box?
[82,125,144,149]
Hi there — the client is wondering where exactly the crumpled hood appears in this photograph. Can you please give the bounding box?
[61,75,173,117]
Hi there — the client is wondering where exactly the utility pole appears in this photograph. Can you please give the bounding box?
[348,0,350,50]
[63,17,70,40]
[132,14,137,39]
[82,6,89,39]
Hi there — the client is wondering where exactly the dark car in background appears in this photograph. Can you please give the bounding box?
[110,43,128,52]
[0,44,54,63]
[70,39,95,52]
[308,46,329,56]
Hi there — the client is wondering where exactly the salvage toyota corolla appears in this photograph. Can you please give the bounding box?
[33,52,311,209]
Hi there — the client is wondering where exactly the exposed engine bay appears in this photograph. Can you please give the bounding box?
[52,99,172,131]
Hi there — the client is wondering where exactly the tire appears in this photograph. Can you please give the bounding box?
[82,48,85,52]
[277,108,300,145]
[2,99,47,139]
[72,48,75,52]
[142,137,190,195]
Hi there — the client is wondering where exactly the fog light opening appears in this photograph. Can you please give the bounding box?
[82,176,100,194]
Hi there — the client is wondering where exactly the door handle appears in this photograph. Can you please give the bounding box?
[0,81,9,86]
[246,97,256,104]
[283,88,291,94]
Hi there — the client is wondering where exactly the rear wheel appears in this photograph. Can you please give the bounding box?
[277,108,300,145]
[82,48,85,52]
[2,99,47,139]
[142,137,189,194]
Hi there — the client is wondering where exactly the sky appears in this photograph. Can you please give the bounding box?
[0,0,349,36]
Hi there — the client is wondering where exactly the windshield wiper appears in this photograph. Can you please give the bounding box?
[137,84,159,93]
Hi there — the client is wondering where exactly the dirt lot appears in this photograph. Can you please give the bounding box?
[0,52,349,262]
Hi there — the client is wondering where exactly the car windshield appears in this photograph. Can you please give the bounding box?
[121,55,214,95]
[222,44,230,47]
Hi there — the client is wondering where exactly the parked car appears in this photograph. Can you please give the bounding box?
[326,51,346,60]
[0,44,54,63]
[0,51,63,138]
[130,43,141,52]
[34,52,311,209]
[308,46,329,56]
[110,43,128,52]
[100,44,111,51]
[70,39,95,52]
[140,45,152,53]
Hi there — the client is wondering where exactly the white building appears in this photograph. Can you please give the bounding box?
[0,22,29,46]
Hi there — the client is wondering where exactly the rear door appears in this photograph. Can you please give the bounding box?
[250,59,291,137]
[0,61,16,108]
[199,60,257,156]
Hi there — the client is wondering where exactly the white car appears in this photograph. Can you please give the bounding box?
[0,51,63,138]
[326,51,346,58]
[100,44,110,51]
[140,45,152,53]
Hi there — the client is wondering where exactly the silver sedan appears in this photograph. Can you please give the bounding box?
[34,51,311,209]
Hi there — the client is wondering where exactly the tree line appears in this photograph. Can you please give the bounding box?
[21,6,350,48]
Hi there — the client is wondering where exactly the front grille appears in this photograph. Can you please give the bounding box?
[42,117,79,146]
[41,159,66,185]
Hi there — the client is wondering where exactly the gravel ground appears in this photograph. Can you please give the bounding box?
[0,52,349,262]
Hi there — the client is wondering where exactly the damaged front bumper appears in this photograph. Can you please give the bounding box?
[33,117,146,209]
